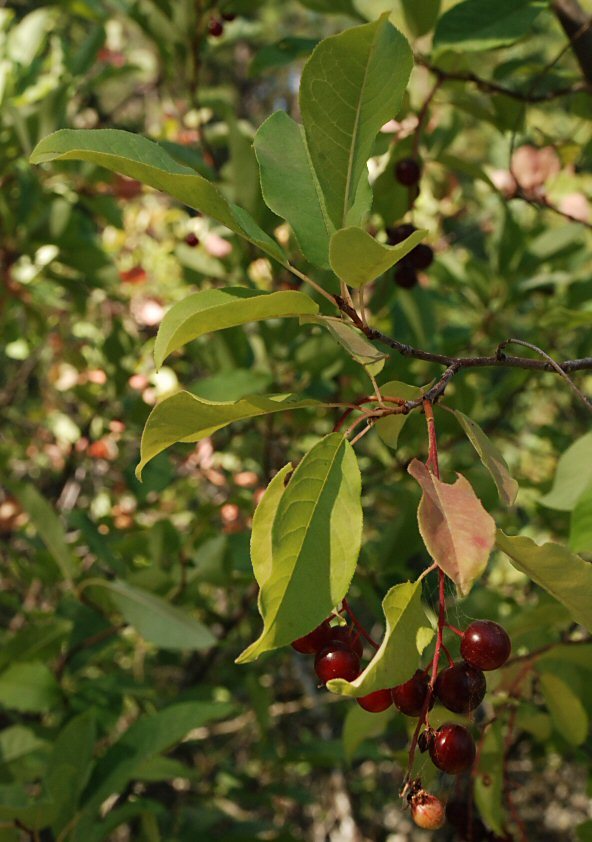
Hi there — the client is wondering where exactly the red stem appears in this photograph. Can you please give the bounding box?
[342,598,380,651]
[445,622,464,637]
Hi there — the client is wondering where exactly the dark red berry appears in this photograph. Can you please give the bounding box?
[461,621,512,671]
[356,689,392,713]
[394,262,418,289]
[435,661,486,714]
[208,18,224,37]
[327,626,364,658]
[291,620,332,654]
[314,643,361,685]
[185,232,199,248]
[408,243,434,270]
[429,723,476,774]
[386,222,416,245]
[410,791,446,830]
[391,669,433,717]
[395,157,422,187]
[221,11,236,20]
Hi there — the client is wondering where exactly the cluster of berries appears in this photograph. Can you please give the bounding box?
[208,10,236,37]
[387,222,434,289]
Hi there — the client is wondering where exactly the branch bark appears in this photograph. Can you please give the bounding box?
[551,0,592,85]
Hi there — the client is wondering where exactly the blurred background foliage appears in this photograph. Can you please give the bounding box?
[1,0,591,839]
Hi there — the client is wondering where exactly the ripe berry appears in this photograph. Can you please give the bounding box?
[356,689,392,713]
[435,661,486,714]
[291,620,332,654]
[208,17,224,37]
[185,232,199,248]
[408,243,434,270]
[395,157,422,187]
[410,791,446,830]
[327,625,364,658]
[461,620,512,671]
[386,222,416,245]
[221,11,236,20]
[314,643,360,685]
[393,262,418,289]
[391,669,433,717]
[429,723,476,774]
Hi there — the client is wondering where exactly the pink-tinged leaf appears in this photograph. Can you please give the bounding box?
[408,459,496,596]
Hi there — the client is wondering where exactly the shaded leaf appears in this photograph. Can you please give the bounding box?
[409,460,496,595]
[452,410,518,505]
[401,0,441,37]
[250,37,318,77]
[342,704,393,762]
[327,581,432,697]
[137,391,320,478]
[86,579,215,651]
[496,531,592,631]
[538,670,588,746]
[154,288,318,370]
[375,380,424,450]
[303,315,387,375]
[251,463,293,589]
[254,112,334,268]
[540,432,592,511]
[433,0,545,51]
[0,663,60,713]
[570,483,592,553]
[13,484,77,581]
[0,726,47,768]
[329,227,426,288]
[30,129,287,265]
[237,434,362,663]
[474,722,504,835]
[45,711,96,834]
[0,785,56,828]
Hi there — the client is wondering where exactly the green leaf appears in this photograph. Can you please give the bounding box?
[30,129,287,266]
[409,460,496,596]
[304,315,387,375]
[254,112,335,268]
[237,434,362,663]
[375,381,423,450]
[0,726,47,767]
[515,705,552,741]
[300,16,412,228]
[86,579,216,651]
[327,581,432,697]
[401,0,441,37]
[570,483,592,553]
[137,391,320,478]
[496,531,592,631]
[474,722,504,836]
[342,704,393,762]
[0,785,56,828]
[250,37,318,77]
[451,410,518,505]
[13,484,77,581]
[298,0,361,14]
[45,711,96,834]
[540,432,592,511]
[433,0,546,51]
[0,662,61,713]
[329,227,427,288]
[250,463,293,589]
[154,287,319,370]
[577,820,592,842]
[538,670,588,746]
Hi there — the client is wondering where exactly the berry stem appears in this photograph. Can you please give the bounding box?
[445,622,464,637]
[342,598,380,651]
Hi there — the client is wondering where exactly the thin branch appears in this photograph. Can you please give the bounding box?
[551,0,592,86]
[287,263,338,305]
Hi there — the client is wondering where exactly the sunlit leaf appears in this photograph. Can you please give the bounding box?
[538,670,588,746]
[329,227,426,288]
[250,463,293,589]
[303,315,387,375]
[570,483,592,553]
[540,432,592,511]
[0,663,60,713]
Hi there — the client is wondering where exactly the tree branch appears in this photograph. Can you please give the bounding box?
[551,0,592,86]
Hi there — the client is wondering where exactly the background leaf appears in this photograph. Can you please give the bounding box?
[433,0,546,51]
[451,409,519,505]
[540,432,592,511]
[538,670,588,746]
[0,663,60,713]
[13,484,77,581]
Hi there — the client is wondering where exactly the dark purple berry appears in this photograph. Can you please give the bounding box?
[461,621,512,671]
[429,723,476,774]
[395,157,422,187]
[394,262,418,289]
[185,232,199,248]
[208,18,224,37]
[391,669,433,717]
[314,643,360,685]
[291,620,332,654]
[435,661,486,714]
[386,223,416,245]
[221,11,236,20]
[408,243,434,270]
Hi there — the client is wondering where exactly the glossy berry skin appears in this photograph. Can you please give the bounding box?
[435,661,486,714]
[429,723,476,774]
[386,222,416,245]
[394,262,418,289]
[391,669,433,717]
[315,644,360,685]
[327,626,364,658]
[208,18,224,36]
[291,620,332,654]
[185,232,199,248]
[408,243,434,270]
[356,689,392,713]
[410,792,446,830]
[395,157,422,186]
[461,620,512,671]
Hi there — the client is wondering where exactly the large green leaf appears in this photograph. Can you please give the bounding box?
[254,112,335,268]
[433,0,546,51]
[329,227,426,288]
[452,410,518,505]
[540,432,592,511]
[299,16,412,229]
[496,531,592,631]
[154,287,318,370]
[474,722,504,836]
[570,483,592,553]
[45,711,96,835]
[13,484,77,581]
[0,662,60,713]
[538,670,588,746]
[327,581,432,697]
[30,129,287,265]
[409,460,496,596]
[85,579,216,651]
[375,380,424,450]
[250,463,293,589]
[137,391,320,478]
[237,434,362,663]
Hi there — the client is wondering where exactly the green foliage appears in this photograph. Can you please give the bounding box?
[329,227,427,288]
[451,410,519,505]
[433,0,546,52]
